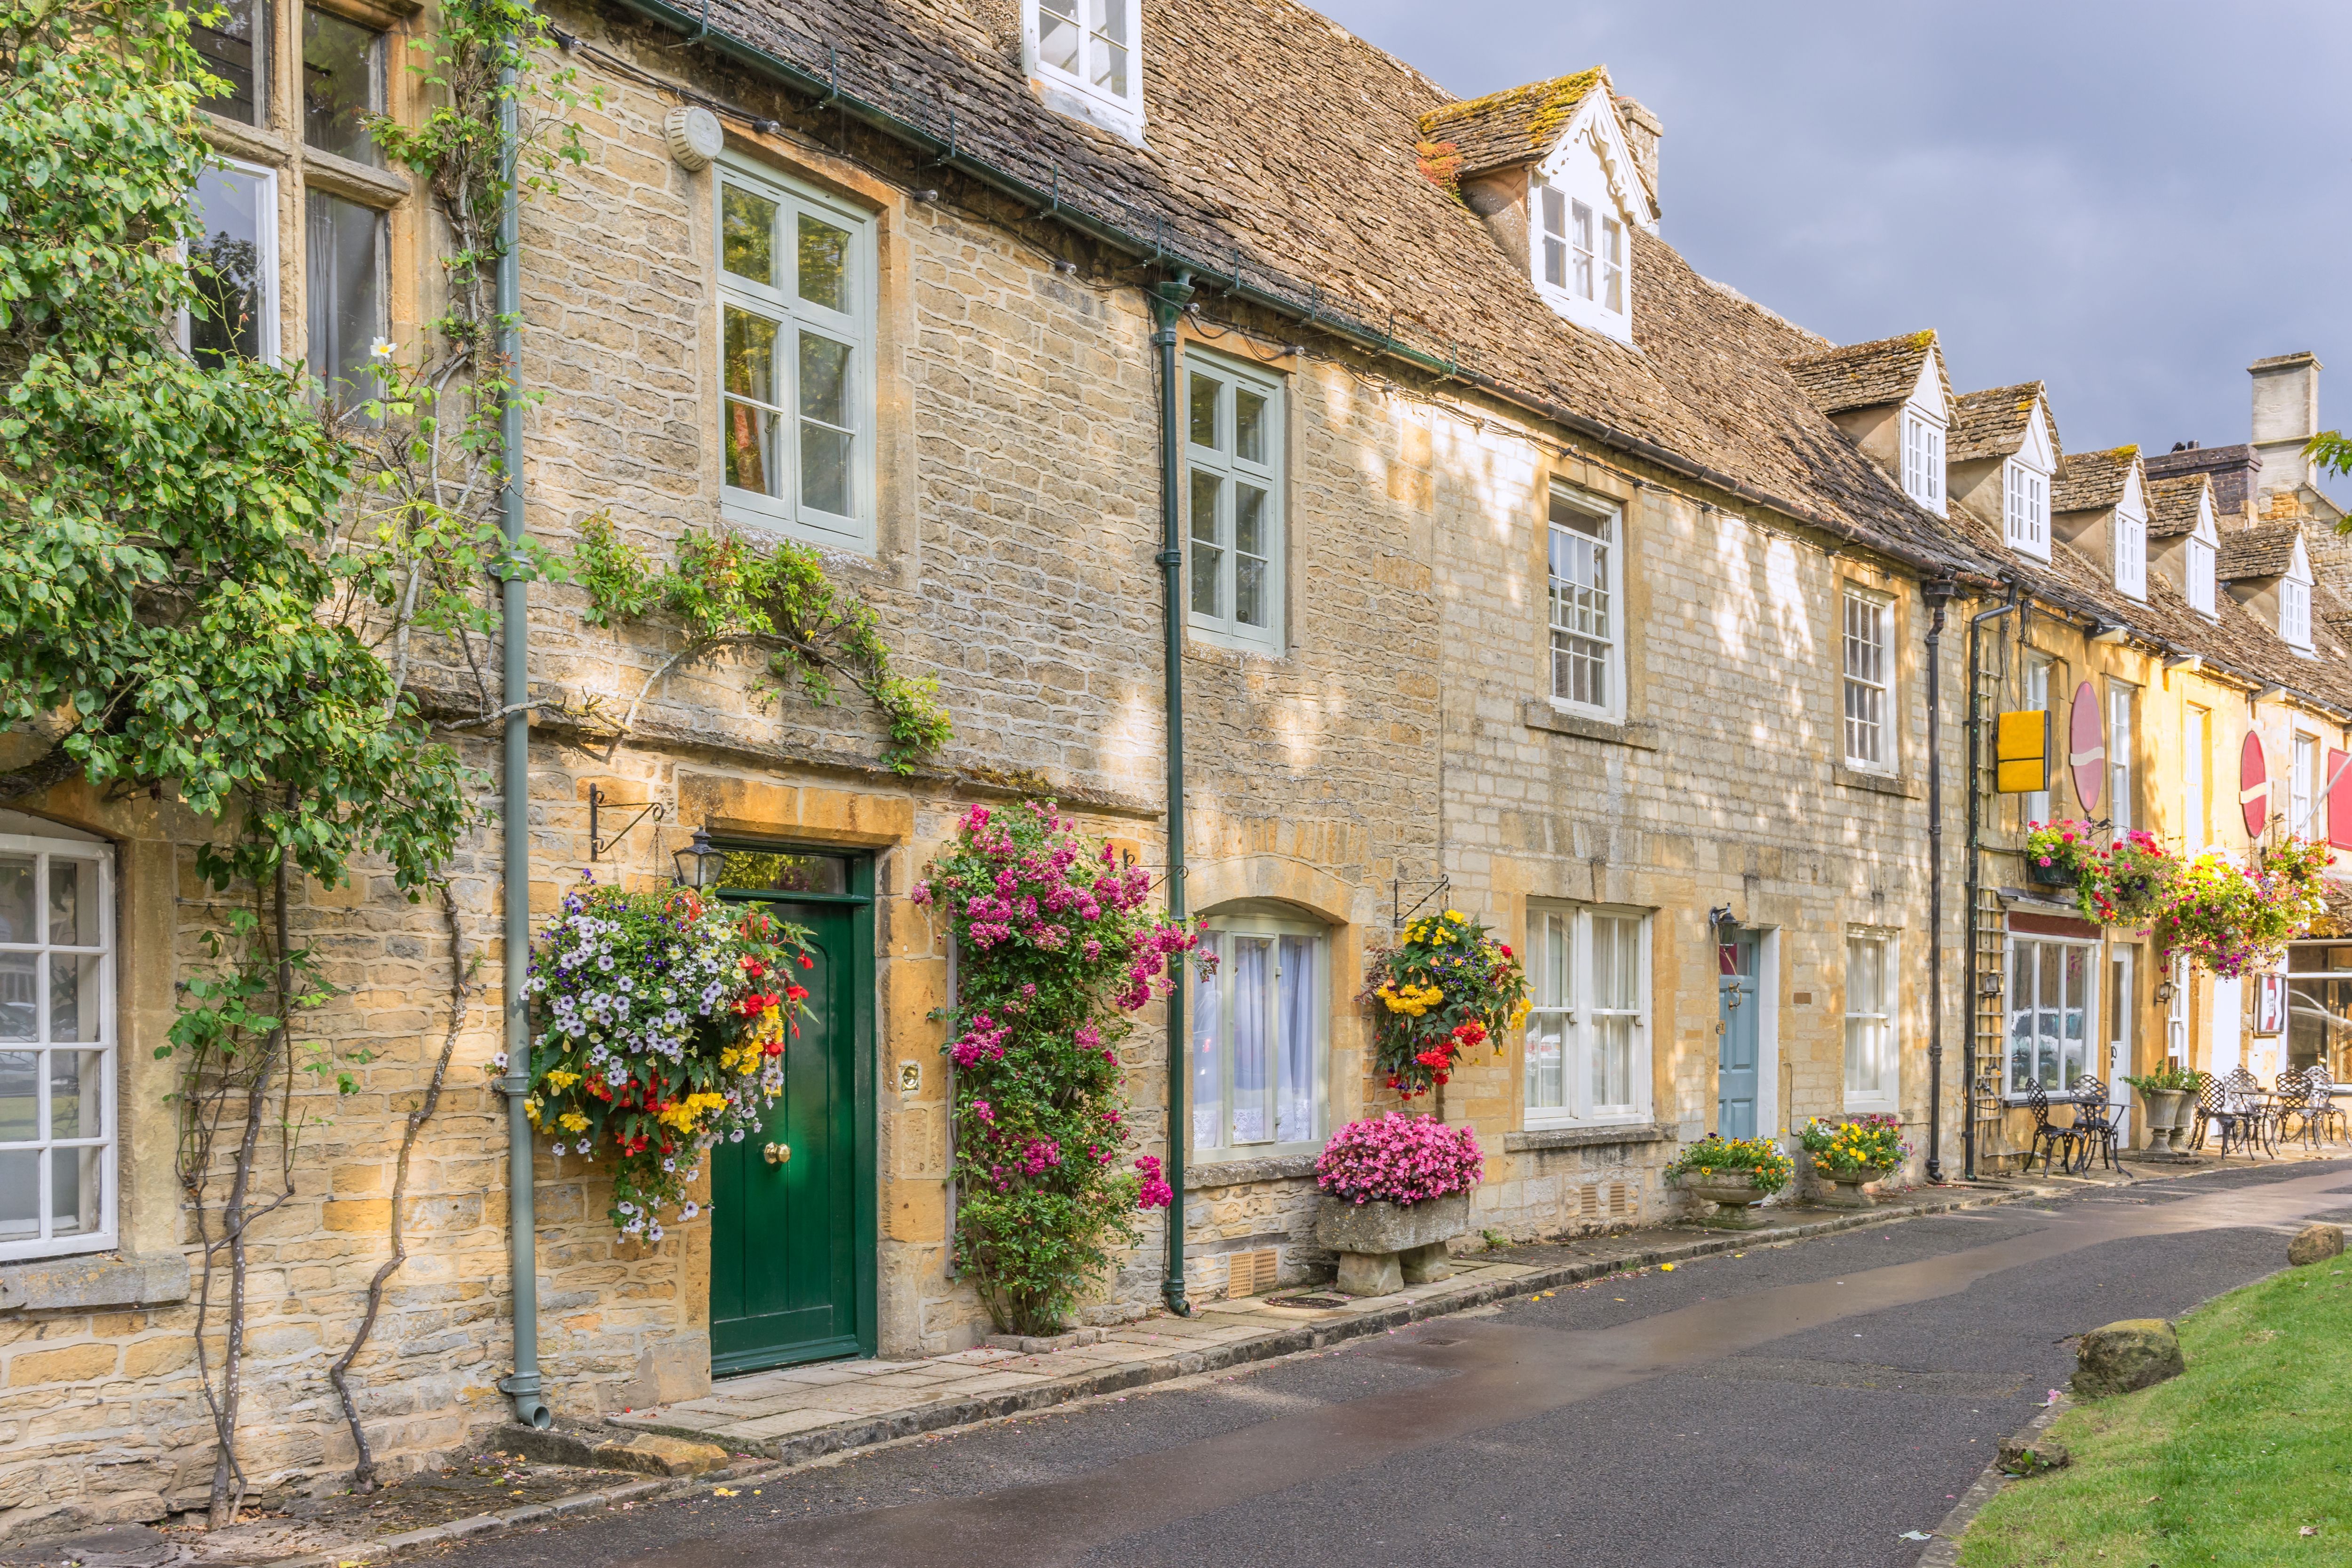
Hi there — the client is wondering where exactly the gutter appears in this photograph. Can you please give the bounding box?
[1150,274,1196,1319]
[1922,580,1954,1182]
[594,0,1990,590]
[493,48,552,1429]
[1961,584,2022,1183]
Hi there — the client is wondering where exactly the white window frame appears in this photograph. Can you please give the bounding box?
[2004,459,2050,558]
[1900,409,1946,513]
[2165,954,2189,1064]
[2003,933,2098,1100]
[1187,913,1327,1161]
[1020,0,1145,143]
[2186,531,2217,616]
[714,156,877,554]
[1843,930,1899,1110]
[2184,703,2209,853]
[2022,653,2052,828]
[1523,903,1652,1129]
[2108,683,2135,833]
[2114,508,2147,601]
[2293,731,2320,837]
[2282,574,2313,651]
[1547,484,1623,720]
[1182,350,1285,654]
[0,829,117,1264]
[180,156,281,367]
[1841,586,1894,774]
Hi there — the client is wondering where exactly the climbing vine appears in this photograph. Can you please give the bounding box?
[575,516,952,773]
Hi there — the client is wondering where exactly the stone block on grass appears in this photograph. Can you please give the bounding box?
[2071,1319,2184,1398]
[2288,1223,2344,1266]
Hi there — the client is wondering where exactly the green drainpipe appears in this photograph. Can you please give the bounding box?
[493,46,550,1429]
[1152,272,1195,1318]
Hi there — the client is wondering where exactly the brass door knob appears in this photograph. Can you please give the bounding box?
[763,1141,790,1165]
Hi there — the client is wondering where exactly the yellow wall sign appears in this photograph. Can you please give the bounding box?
[1994,709,2047,794]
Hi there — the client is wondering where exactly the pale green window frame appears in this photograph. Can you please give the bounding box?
[1182,350,1285,654]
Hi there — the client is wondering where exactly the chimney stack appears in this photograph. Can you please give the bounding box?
[1614,94,1662,219]
[2249,351,2320,499]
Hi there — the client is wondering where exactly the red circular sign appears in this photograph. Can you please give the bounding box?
[2240,730,2269,838]
[2067,681,2104,814]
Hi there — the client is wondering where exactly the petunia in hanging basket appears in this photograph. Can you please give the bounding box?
[516,881,813,1238]
[1362,909,1531,1100]
[2154,837,2335,978]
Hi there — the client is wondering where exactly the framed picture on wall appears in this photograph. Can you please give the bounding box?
[2253,973,2288,1037]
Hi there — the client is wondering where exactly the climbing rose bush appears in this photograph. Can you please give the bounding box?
[519,882,810,1237]
[1314,1114,1484,1207]
[914,801,1201,1334]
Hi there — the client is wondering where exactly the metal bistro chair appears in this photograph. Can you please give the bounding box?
[2222,1067,2279,1157]
[2191,1072,2250,1159]
[2305,1066,2349,1146]
[2070,1076,2122,1173]
[2026,1082,2083,1176]
[2276,1071,2325,1153]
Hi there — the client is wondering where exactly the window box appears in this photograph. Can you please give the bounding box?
[2026,859,2078,889]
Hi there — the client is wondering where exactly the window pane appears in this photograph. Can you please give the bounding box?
[50,1051,102,1140]
[50,956,98,1045]
[1230,938,1270,1144]
[722,308,779,495]
[1277,936,1314,1144]
[1038,0,1080,72]
[1234,389,1266,463]
[50,1146,99,1237]
[722,186,778,285]
[1091,36,1128,95]
[189,166,271,368]
[0,958,32,1043]
[301,7,382,165]
[1089,0,1127,44]
[1188,373,1219,449]
[1234,486,1268,629]
[1595,917,1637,1009]
[797,333,853,515]
[191,0,267,125]
[1190,933,1222,1150]
[0,1053,32,1141]
[49,862,95,948]
[796,213,849,311]
[1189,471,1222,617]
[1594,1016,1631,1107]
[0,1151,33,1242]
[0,857,33,946]
[305,190,384,411]
[715,851,848,895]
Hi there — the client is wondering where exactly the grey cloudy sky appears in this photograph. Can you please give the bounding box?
[1318,0,2352,467]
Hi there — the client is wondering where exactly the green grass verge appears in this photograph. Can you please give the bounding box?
[1958,1258,2352,1565]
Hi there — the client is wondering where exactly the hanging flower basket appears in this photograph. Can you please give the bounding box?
[516,881,813,1239]
[2154,837,2335,978]
[2022,820,2177,924]
[1362,909,1531,1100]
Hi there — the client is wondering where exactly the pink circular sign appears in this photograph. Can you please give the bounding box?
[2067,681,2104,814]
[2240,731,2269,838]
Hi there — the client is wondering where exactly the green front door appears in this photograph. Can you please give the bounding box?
[709,887,869,1374]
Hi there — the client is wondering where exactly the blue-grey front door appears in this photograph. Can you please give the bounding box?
[1718,932,1759,1138]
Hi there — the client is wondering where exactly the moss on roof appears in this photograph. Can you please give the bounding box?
[1414,67,1607,179]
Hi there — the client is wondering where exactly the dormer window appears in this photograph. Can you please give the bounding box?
[2282,575,2312,649]
[1023,0,1144,143]
[1901,410,1945,512]
[2114,508,2147,600]
[2186,531,2217,614]
[2004,461,2049,557]
[1537,185,1623,315]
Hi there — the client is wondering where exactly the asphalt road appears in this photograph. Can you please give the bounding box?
[431,1161,2352,1568]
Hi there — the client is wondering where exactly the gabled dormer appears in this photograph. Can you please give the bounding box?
[1948,382,2061,561]
[1021,0,1145,144]
[1783,331,1952,515]
[2218,524,2317,653]
[1417,67,1661,347]
[2051,445,2148,600]
[2147,472,2219,615]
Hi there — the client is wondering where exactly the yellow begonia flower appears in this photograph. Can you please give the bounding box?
[546,1069,580,1090]
[559,1111,589,1132]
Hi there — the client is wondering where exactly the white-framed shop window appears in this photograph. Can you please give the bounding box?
[1184,352,1285,653]
[715,157,876,553]
[1548,484,1621,718]
[184,157,280,370]
[2004,460,2050,558]
[2004,934,2096,1098]
[1021,0,1145,142]
[0,824,116,1263]
[1841,586,1892,773]
[1843,931,1898,1108]
[1189,915,1326,1159]
[1524,904,1650,1127]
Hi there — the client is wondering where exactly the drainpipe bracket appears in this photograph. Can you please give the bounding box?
[496,1072,531,1097]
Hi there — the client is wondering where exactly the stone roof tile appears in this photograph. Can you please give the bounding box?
[2216,523,2302,581]
[1782,331,1947,416]
[1949,382,2060,465]
[2052,446,2139,515]
[1414,68,1609,180]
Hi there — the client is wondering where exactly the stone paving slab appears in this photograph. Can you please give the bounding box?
[603,1174,2163,1464]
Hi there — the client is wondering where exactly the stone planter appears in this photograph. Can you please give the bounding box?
[1316,1192,1470,1296]
[2137,1089,2190,1150]
[1814,1169,1888,1209]
[1681,1176,1772,1229]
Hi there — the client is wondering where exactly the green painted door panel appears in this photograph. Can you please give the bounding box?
[709,899,859,1374]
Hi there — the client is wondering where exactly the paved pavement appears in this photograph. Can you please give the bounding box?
[421,1160,2352,1568]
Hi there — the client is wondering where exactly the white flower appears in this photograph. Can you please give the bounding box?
[575,1139,594,1155]
[491,1051,509,1071]
[729,1129,745,1142]
[648,1223,665,1243]
[369,335,396,361]
[662,1157,676,1173]
[680,1202,700,1220]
